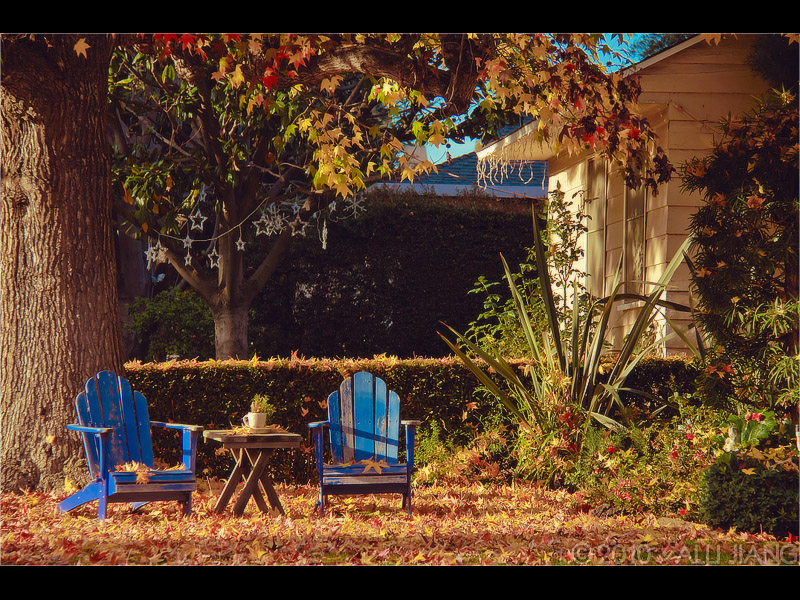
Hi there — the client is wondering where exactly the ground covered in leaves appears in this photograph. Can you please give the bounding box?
[2,482,797,566]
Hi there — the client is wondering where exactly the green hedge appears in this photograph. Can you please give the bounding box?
[125,357,497,484]
[246,192,536,359]
[700,451,799,538]
[125,354,701,484]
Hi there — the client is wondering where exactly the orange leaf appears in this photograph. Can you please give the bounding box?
[74,38,90,58]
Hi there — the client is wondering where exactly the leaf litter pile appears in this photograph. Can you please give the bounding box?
[2,481,797,565]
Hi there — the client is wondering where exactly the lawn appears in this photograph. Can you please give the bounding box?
[2,480,797,566]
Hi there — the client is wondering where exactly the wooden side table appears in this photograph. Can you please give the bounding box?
[203,430,302,517]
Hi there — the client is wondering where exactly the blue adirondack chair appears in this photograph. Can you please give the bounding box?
[308,372,420,515]
[58,371,203,519]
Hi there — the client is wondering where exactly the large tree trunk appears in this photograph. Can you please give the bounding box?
[212,304,250,360]
[1,34,122,492]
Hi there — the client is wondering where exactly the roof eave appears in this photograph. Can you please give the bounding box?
[476,120,557,162]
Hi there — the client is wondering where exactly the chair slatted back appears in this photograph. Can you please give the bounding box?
[327,372,400,464]
[74,371,155,476]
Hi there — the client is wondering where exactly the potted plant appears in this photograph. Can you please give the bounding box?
[243,394,277,429]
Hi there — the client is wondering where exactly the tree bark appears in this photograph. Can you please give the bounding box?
[1,34,122,492]
[211,304,250,360]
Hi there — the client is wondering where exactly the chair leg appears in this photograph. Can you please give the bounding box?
[130,501,150,513]
[58,482,103,514]
[317,490,325,516]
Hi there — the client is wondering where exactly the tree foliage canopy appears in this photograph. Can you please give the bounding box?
[106,33,675,358]
[682,88,799,410]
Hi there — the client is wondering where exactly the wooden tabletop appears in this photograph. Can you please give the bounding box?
[203,429,303,448]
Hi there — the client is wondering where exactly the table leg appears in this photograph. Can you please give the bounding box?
[213,450,246,513]
[233,449,271,516]
[258,468,285,515]
[245,449,271,514]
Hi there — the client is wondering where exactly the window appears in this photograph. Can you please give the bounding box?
[586,158,607,298]
[624,184,647,295]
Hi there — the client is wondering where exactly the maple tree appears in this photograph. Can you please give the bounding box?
[110,33,673,359]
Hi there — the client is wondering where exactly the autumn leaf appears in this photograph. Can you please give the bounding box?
[73,38,90,58]
[230,64,245,88]
[359,458,388,474]
[3,482,795,565]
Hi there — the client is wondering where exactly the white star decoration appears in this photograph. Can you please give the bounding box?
[189,211,207,231]
[144,239,169,269]
[207,246,220,269]
[235,232,246,251]
[252,205,288,237]
[252,213,270,236]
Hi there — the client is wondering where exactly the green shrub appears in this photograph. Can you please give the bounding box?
[564,400,723,517]
[125,356,502,483]
[699,448,799,538]
[126,288,215,361]
[413,418,514,487]
[699,414,799,537]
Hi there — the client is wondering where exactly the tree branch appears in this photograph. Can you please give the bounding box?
[273,36,485,115]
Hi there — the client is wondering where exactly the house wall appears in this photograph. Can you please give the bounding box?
[548,35,771,356]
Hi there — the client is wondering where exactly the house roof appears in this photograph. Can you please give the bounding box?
[475,35,706,164]
[379,149,548,198]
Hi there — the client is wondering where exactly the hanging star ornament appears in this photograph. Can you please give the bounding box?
[252,213,270,236]
[207,246,220,269]
[144,238,168,269]
[144,244,158,270]
[236,231,246,251]
[155,240,168,264]
[189,211,207,231]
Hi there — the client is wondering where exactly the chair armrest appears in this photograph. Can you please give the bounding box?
[401,421,421,470]
[150,421,204,433]
[66,424,114,479]
[66,424,114,435]
[308,421,329,475]
[150,421,203,472]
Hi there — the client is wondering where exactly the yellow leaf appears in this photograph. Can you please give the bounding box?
[360,458,388,474]
[74,38,90,58]
[230,64,245,88]
[741,468,756,475]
